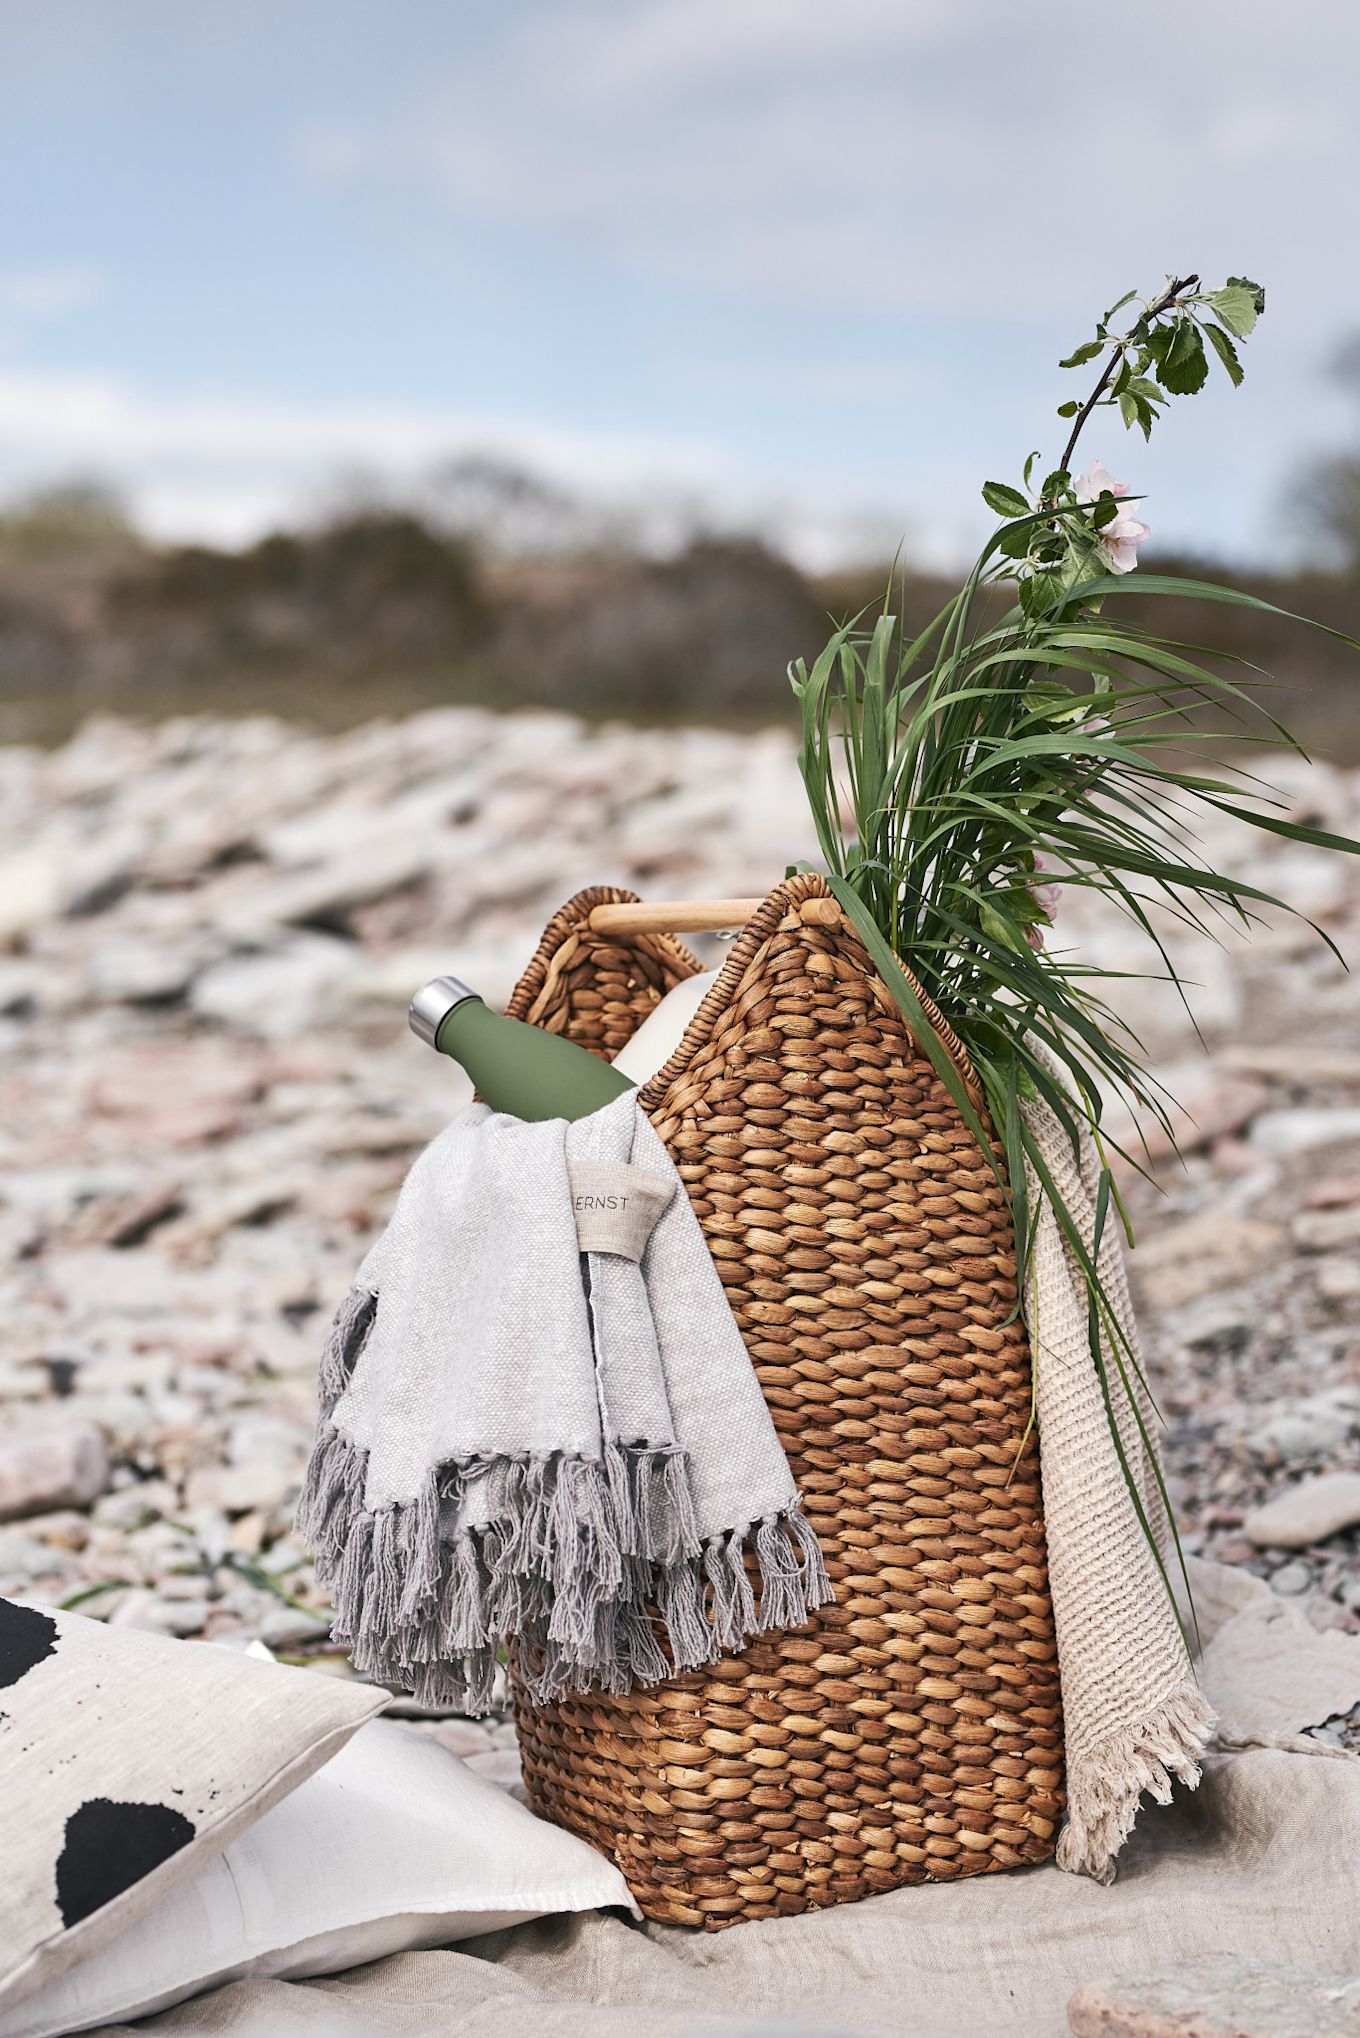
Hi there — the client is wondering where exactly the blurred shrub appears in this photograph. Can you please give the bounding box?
[1290,337,1360,574]
[0,480,1356,756]
[110,511,486,667]
[487,536,822,718]
[0,483,141,561]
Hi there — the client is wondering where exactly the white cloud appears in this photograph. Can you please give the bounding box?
[300,0,1360,322]
[0,360,902,562]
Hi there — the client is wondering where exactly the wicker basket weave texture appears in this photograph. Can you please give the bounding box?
[506,874,1063,1928]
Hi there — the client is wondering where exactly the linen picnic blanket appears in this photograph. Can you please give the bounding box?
[81,1561,1360,2038]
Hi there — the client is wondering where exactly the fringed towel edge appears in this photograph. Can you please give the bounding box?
[297,1286,833,1714]
[1055,1683,1217,1884]
[298,1420,832,1714]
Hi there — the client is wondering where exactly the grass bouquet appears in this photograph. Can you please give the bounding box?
[790,272,1360,1624]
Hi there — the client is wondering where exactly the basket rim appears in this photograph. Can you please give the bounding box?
[634,871,984,1119]
[506,872,986,1122]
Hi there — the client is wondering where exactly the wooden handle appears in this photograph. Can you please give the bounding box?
[588,895,842,936]
[588,897,765,936]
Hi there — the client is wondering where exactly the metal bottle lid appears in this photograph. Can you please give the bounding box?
[408,975,480,1049]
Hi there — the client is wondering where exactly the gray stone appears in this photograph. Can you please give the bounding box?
[1269,1560,1313,1596]
[0,847,61,946]
[463,1748,524,1789]
[1293,1205,1360,1253]
[86,942,200,1006]
[1260,1399,1355,1459]
[418,1718,497,1760]
[184,1461,296,1515]
[1250,1108,1360,1156]
[1068,1956,1360,2036]
[0,1422,110,1521]
[0,1528,81,1584]
[259,1606,333,1648]
[108,1588,212,1637]
[1245,1474,1360,1549]
[190,936,358,1035]
[1315,1257,1360,1301]
[1132,1215,1287,1312]
[1109,1065,1270,1164]
[246,839,431,933]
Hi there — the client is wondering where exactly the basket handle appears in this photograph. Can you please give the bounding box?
[588,895,846,936]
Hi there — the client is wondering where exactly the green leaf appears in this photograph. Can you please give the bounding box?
[1154,318,1209,395]
[59,1577,131,1612]
[1056,399,1080,418]
[1072,572,1360,651]
[982,481,1031,518]
[979,901,1026,951]
[1144,323,1173,369]
[996,521,1036,560]
[1024,680,1096,727]
[1209,278,1264,338]
[1204,322,1244,387]
[1059,339,1105,370]
[1124,376,1166,406]
[1101,288,1138,325]
[1117,390,1157,440]
[1018,570,1064,617]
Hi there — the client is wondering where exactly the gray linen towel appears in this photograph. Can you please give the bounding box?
[298,1090,831,1712]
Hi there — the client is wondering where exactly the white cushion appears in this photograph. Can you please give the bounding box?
[0,1597,385,2017]
[3,1720,638,2038]
[611,969,721,1085]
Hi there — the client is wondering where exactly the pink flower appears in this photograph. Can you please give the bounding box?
[1073,458,1149,574]
[1026,853,1061,949]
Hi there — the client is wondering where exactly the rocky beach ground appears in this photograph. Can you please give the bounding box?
[1,707,1358,1768]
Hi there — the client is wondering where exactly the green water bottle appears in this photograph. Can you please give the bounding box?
[409,976,636,1122]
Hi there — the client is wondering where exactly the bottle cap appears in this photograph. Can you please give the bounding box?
[408,975,480,1049]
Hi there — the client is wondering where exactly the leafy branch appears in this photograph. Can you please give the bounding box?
[1057,273,1198,471]
[979,273,1267,618]
[1056,271,1263,453]
[790,269,1357,1649]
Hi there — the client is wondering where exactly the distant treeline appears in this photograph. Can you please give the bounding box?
[1,483,1358,757]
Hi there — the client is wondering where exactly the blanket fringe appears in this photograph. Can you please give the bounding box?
[315,1285,377,1419]
[297,1409,832,1714]
[1056,1685,1217,1884]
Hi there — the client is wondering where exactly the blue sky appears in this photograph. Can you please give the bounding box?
[2,0,1358,567]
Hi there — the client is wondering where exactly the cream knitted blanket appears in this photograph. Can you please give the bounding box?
[1021,1043,1215,1882]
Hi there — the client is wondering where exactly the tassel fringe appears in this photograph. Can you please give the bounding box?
[1055,1686,1217,1884]
[297,1412,832,1716]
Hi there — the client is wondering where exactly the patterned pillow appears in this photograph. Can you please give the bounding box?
[0,1597,386,2015]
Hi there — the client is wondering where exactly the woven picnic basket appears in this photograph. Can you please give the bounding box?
[505,872,1063,1928]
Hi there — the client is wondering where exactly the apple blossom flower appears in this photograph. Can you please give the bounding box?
[1073,458,1149,574]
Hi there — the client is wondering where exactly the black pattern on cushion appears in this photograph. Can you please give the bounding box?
[56,1801,198,1927]
[0,1594,385,2016]
[0,1600,59,1688]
